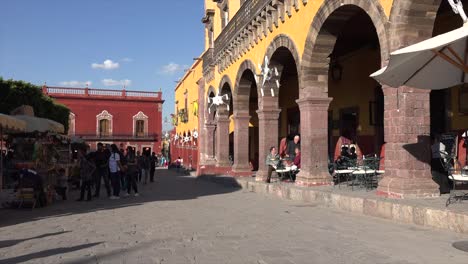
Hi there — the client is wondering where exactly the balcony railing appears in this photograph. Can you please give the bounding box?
[76,133,160,141]
[202,48,214,72]
[213,0,270,59]
[43,86,162,100]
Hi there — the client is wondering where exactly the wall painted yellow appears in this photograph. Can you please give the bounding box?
[203,0,393,98]
[174,58,203,135]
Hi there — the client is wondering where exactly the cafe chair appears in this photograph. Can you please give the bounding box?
[17,188,37,209]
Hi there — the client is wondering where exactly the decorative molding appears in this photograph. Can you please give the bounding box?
[213,0,309,73]
[133,111,149,137]
[96,110,113,137]
[68,112,76,136]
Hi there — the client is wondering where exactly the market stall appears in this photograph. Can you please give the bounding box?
[0,113,26,189]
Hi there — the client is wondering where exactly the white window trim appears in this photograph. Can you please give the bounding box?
[69,112,76,136]
[133,111,149,137]
[96,110,113,137]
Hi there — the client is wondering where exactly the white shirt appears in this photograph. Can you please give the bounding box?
[109,152,120,173]
[431,142,447,159]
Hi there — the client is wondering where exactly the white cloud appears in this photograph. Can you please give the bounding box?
[59,80,92,87]
[121,57,133,62]
[91,59,120,70]
[159,62,187,75]
[101,79,132,87]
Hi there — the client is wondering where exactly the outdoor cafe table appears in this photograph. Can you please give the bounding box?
[334,166,385,190]
[276,166,294,182]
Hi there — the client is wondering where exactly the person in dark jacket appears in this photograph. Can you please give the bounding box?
[94,142,111,197]
[150,152,157,182]
[77,149,96,201]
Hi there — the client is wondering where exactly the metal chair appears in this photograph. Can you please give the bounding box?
[333,157,357,189]
[446,159,468,206]
[17,188,37,209]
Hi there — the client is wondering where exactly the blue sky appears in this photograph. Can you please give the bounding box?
[0,0,205,131]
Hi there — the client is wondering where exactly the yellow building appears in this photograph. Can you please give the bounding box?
[172,57,203,169]
[190,0,467,198]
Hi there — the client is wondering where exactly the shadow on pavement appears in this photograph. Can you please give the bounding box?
[0,242,102,264]
[0,169,240,228]
[0,231,71,249]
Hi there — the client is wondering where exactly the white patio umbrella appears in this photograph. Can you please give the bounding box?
[371,1,468,90]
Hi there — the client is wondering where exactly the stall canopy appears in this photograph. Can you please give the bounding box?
[0,113,27,133]
[13,115,64,134]
[371,23,468,90]
[0,114,26,189]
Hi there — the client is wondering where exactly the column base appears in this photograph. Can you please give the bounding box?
[295,170,333,187]
[376,175,440,199]
[216,161,231,168]
[232,163,252,176]
[255,169,269,182]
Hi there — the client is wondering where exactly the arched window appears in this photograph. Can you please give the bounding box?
[96,110,113,137]
[133,111,149,137]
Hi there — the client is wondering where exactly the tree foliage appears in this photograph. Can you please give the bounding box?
[0,77,70,132]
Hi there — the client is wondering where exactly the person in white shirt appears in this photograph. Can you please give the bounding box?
[109,144,122,199]
[431,134,450,194]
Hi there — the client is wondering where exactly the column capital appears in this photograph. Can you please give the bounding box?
[216,114,230,123]
[232,111,250,120]
[296,96,332,109]
[256,109,281,120]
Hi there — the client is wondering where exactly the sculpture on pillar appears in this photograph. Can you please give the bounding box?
[208,92,230,114]
[257,56,280,97]
[448,0,468,23]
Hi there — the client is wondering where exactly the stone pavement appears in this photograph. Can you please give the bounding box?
[200,175,468,235]
[0,169,468,264]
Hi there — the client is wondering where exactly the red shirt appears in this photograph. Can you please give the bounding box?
[293,152,301,169]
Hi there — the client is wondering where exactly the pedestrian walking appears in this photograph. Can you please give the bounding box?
[77,149,96,201]
[140,152,150,184]
[137,151,143,183]
[150,152,157,182]
[109,144,123,199]
[124,147,139,196]
[94,142,111,197]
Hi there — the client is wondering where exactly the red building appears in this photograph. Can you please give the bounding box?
[43,85,164,153]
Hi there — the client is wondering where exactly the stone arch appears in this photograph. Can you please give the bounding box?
[233,60,258,114]
[206,86,216,123]
[263,34,302,92]
[300,0,390,98]
[218,75,233,95]
[389,0,442,50]
[218,75,233,117]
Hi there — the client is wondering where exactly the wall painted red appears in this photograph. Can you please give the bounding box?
[44,86,164,153]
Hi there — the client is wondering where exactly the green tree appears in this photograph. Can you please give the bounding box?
[0,77,70,132]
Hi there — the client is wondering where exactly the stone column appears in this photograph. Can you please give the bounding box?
[377,86,439,198]
[256,109,281,181]
[215,113,231,167]
[201,122,217,165]
[232,112,251,174]
[295,97,333,186]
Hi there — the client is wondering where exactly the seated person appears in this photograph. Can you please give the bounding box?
[266,146,280,183]
[349,145,358,161]
[290,147,301,181]
[18,168,47,207]
[335,146,351,169]
[55,168,68,200]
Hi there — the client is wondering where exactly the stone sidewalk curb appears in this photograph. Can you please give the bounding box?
[199,175,468,235]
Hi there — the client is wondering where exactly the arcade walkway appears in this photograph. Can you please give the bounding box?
[0,169,467,264]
